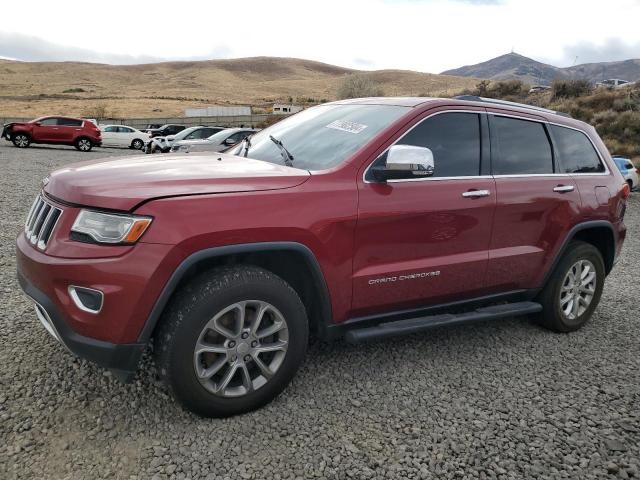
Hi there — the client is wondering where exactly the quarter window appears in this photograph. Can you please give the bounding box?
[393,112,482,177]
[550,125,604,173]
[491,116,553,175]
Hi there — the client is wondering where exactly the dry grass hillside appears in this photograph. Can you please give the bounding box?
[0,57,477,118]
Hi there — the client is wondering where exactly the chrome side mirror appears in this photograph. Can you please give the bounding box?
[372,145,435,182]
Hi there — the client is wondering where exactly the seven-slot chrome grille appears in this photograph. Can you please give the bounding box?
[24,195,62,250]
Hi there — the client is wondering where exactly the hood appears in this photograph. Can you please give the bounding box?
[44,152,310,211]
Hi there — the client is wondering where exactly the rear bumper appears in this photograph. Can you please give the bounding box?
[18,270,145,381]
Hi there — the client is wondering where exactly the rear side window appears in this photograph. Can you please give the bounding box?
[396,112,481,177]
[491,116,553,175]
[550,125,604,173]
[58,118,83,127]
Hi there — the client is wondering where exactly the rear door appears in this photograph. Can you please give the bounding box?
[485,113,581,292]
[117,126,135,146]
[57,118,83,142]
[352,109,496,317]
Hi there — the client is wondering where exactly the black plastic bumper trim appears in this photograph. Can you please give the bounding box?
[17,270,146,382]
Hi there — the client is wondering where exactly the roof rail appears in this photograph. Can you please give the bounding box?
[454,95,571,118]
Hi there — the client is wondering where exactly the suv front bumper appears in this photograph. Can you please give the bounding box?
[18,270,146,381]
[16,233,175,381]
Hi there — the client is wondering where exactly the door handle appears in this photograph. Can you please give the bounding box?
[553,185,575,193]
[462,189,490,198]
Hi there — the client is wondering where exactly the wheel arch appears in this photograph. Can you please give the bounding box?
[544,221,617,285]
[138,242,333,343]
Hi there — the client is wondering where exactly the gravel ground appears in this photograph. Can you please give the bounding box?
[0,142,638,480]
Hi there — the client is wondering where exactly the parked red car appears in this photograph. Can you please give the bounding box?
[3,116,101,151]
[16,97,628,417]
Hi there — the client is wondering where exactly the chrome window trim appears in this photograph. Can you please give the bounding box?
[68,286,104,315]
[543,120,610,176]
[362,109,611,184]
[362,109,486,184]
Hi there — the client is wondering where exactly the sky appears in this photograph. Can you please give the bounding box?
[1,0,639,72]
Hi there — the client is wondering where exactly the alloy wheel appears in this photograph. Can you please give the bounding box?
[78,139,91,151]
[15,135,29,147]
[193,300,289,397]
[559,259,597,320]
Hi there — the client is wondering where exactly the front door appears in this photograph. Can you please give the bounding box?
[352,110,496,317]
[32,117,59,142]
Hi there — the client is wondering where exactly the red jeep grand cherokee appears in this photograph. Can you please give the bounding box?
[3,116,102,151]
[16,97,628,417]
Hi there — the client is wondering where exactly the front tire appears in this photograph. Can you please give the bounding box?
[75,137,93,152]
[12,133,30,148]
[155,266,308,417]
[536,241,605,332]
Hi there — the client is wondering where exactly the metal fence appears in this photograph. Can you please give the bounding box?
[1,114,275,129]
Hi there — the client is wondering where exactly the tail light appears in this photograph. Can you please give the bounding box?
[622,183,631,199]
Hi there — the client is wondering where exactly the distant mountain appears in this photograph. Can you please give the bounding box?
[0,56,478,118]
[442,52,640,85]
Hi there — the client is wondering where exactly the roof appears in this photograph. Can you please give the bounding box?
[328,97,436,107]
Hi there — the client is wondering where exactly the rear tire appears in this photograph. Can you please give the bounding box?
[12,133,30,148]
[154,265,308,417]
[131,139,144,150]
[75,137,93,152]
[536,241,605,332]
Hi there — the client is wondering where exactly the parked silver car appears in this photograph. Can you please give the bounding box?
[170,128,257,153]
[146,126,224,153]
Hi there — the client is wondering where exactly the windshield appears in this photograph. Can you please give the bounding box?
[207,129,236,144]
[231,104,409,170]
[171,127,199,141]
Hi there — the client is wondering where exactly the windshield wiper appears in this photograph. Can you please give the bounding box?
[269,135,294,167]
[241,135,251,157]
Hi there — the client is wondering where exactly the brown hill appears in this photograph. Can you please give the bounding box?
[0,57,477,118]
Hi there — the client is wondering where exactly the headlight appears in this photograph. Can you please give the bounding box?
[71,210,152,244]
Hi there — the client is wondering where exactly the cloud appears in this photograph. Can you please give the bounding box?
[352,58,376,69]
[0,31,233,64]
[554,38,640,66]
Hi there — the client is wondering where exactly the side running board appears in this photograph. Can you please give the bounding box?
[344,301,542,344]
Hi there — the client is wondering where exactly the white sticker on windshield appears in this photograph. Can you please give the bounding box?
[326,120,368,134]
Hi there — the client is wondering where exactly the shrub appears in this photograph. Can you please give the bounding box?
[486,80,526,99]
[551,79,592,99]
[82,103,111,119]
[62,87,86,93]
[336,74,384,99]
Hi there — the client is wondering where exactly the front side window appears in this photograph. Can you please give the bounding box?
[491,116,553,175]
[233,104,410,170]
[389,112,481,177]
[550,125,604,174]
[39,118,58,125]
